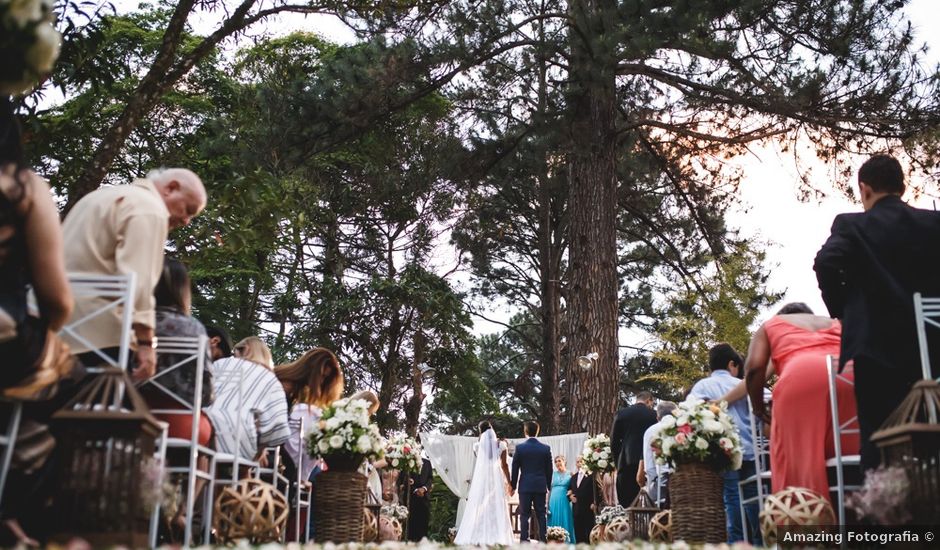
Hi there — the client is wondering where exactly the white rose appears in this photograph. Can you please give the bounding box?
[703,420,723,433]
[600,450,609,459]
[719,437,733,450]
[695,437,709,450]
[700,409,715,419]
[29,23,61,71]
[598,459,608,469]
[318,439,330,453]
[326,417,341,430]
[659,415,676,428]
[662,439,673,455]
[329,435,344,449]
[6,0,43,28]
[357,435,372,453]
[392,458,400,467]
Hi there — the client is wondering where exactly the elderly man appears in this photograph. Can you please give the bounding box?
[62,168,206,380]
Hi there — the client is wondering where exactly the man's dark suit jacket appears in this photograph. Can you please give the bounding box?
[610,403,657,468]
[568,471,600,514]
[814,195,940,375]
[510,438,553,493]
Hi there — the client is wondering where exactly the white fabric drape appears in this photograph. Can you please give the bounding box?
[421,431,589,525]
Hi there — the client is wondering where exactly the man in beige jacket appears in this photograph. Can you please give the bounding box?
[62,168,206,380]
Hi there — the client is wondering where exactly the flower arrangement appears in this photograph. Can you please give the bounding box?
[578,433,615,474]
[1,0,62,95]
[594,505,628,526]
[385,434,423,473]
[381,503,409,522]
[307,398,385,467]
[651,397,743,472]
[847,465,911,524]
[545,526,570,543]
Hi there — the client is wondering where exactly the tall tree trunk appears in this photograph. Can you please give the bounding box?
[565,0,620,434]
[404,330,427,437]
[537,175,562,433]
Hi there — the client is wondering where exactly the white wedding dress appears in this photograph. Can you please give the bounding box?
[454,429,514,545]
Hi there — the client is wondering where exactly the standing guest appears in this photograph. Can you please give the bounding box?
[815,153,940,470]
[547,455,575,542]
[610,391,657,506]
[275,347,344,482]
[0,97,74,547]
[637,400,677,507]
[400,454,433,541]
[688,344,759,544]
[141,258,213,444]
[568,457,599,544]
[205,336,289,462]
[733,303,859,503]
[62,167,207,379]
[204,325,233,362]
[510,420,552,542]
[349,390,386,501]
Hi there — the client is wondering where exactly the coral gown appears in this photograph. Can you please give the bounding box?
[765,316,860,502]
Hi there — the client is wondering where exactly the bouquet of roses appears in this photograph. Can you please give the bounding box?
[381,504,409,522]
[385,434,423,473]
[545,526,570,543]
[578,433,615,474]
[1,0,62,95]
[307,397,385,462]
[594,505,628,526]
[651,397,742,471]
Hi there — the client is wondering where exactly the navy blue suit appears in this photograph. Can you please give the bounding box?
[511,437,553,541]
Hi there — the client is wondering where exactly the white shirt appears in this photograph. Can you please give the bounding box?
[642,422,668,492]
[283,403,322,481]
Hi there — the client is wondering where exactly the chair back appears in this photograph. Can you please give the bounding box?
[914,292,940,381]
[60,272,136,369]
[138,335,209,416]
[826,354,861,529]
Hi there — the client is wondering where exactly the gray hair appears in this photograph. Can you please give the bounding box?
[146,167,168,180]
[656,401,677,420]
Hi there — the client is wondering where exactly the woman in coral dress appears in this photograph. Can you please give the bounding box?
[737,302,860,502]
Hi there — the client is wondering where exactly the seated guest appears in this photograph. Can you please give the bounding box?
[205,337,289,462]
[637,400,677,507]
[274,347,344,481]
[689,344,759,544]
[204,325,233,362]
[732,303,859,503]
[138,258,214,445]
[0,97,73,547]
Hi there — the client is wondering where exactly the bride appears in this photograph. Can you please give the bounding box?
[454,421,514,545]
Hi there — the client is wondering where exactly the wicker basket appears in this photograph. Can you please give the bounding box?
[669,461,726,544]
[314,470,369,542]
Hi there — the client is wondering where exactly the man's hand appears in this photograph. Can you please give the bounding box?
[414,487,427,497]
[132,346,156,381]
[569,495,577,504]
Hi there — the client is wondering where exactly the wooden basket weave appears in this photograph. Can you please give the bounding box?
[669,462,726,544]
[314,470,368,542]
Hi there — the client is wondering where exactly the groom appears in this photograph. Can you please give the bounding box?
[510,420,553,542]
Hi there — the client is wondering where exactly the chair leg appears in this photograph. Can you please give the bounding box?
[0,402,22,507]
[204,455,217,544]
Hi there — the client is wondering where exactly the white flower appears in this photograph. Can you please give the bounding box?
[719,437,733,450]
[392,458,400,467]
[662,439,673,455]
[318,439,330,453]
[703,420,723,433]
[695,437,709,450]
[6,0,43,28]
[28,22,60,73]
[598,459,608,469]
[659,415,676,428]
[676,415,690,427]
[357,435,373,453]
[600,450,609,459]
[329,435,344,449]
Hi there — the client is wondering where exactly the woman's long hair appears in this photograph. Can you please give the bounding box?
[1,98,27,224]
[274,347,344,408]
[154,258,192,315]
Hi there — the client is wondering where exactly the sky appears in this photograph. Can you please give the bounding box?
[114,0,940,342]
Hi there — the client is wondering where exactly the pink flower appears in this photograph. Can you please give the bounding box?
[675,433,688,445]
[678,424,692,435]
[403,446,411,453]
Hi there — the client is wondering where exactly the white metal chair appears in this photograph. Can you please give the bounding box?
[288,416,312,542]
[738,392,772,540]
[0,401,22,508]
[826,355,861,530]
[913,292,940,381]
[60,273,136,370]
[209,358,263,492]
[138,335,215,546]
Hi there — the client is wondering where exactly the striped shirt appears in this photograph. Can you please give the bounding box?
[204,357,290,459]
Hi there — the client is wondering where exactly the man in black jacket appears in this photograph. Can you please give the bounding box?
[399,457,433,541]
[610,391,657,505]
[815,154,940,470]
[568,457,603,544]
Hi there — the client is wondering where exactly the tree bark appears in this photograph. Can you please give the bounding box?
[564,0,621,434]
